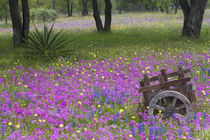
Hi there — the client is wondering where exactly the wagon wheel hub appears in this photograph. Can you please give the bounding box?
[163,106,176,116]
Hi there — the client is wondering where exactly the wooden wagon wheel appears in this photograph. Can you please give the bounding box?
[148,90,193,118]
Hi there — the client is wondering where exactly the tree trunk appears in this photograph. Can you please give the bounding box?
[116,0,121,14]
[53,0,56,10]
[67,0,71,17]
[0,14,2,21]
[160,3,164,12]
[4,5,8,24]
[104,0,112,31]
[166,3,169,14]
[98,1,101,15]
[82,0,88,16]
[9,0,22,46]
[179,0,207,38]
[70,4,73,16]
[92,0,103,32]
[21,0,30,40]
[174,0,178,14]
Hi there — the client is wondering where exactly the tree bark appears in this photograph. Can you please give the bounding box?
[104,0,112,31]
[92,0,112,32]
[53,0,56,10]
[4,5,8,24]
[66,0,72,17]
[9,0,22,46]
[92,0,103,32]
[116,0,122,14]
[174,0,178,14]
[21,0,30,39]
[0,14,2,21]
[9,0,30,46]
[179,0,207,38]
[82,0,88,16]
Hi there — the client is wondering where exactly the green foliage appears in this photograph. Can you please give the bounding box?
[30,8,57,23]
[23,24,74,60]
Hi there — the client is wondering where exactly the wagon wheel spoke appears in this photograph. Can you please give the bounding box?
[155,105,164,111]
[172,97,177,107]
[176,104,185,110]
[163,98,168,105]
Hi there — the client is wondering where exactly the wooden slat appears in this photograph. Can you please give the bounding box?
[143,74,152,106]
[149,69,190,82]
[138,77,191,93]
[143,74,150,86]
[161,69,169,89]
[161,69,168,82]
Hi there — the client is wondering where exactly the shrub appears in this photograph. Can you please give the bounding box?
[23,24,74,60]
[30,8,57,23]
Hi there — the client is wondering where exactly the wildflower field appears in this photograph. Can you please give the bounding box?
[0,11,210,140]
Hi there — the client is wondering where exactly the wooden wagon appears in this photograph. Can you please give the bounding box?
[138,66,196,118]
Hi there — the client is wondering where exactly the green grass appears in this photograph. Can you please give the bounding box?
[0,25,209,71]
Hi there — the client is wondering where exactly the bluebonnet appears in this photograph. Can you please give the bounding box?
[149,126,153,136]
[111,102,114,109]
[99,107,102,116]
[74,110,77,116]
[106,97,109,104]
[89,114,92,120]
[178,129,182,136]
[116,111,120,118]
[57,107,60,113]
[100,99,102,105]
[187,115,191,123]
[125,115,129,123]
[138,123,141,134]
[155,126,158,136]
[91,110,95,118]
[131,125,135,136]
[194,112,197,120]
[204,111,206,119]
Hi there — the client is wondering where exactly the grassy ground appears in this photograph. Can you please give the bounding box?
[0,10,209,71]
[0,25,209,71]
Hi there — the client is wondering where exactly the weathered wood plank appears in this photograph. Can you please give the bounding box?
[149,69,190,82]
[161,69,169,89]
[138,77,191,93]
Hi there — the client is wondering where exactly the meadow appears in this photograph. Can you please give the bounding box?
[0,10,209,139]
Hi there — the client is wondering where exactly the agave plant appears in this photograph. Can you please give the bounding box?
[23,24,74,60]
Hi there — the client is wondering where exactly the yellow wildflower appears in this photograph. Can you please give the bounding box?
[16,124,20,128]
[8,122,12,126]
[34,114,38,117]
[129,134,133,138]
[119,109,124,114]
[98,105,101,108]
[78,101,82,105]
[59,124,64,128]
